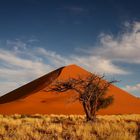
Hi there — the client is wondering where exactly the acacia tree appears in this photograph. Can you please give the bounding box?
[47,74,116,121]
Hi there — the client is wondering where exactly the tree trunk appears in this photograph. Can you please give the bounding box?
[90,100,97,121]
[82,102,93,121]
[91,107,96,121]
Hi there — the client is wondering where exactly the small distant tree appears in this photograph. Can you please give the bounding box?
[47,74,116,121]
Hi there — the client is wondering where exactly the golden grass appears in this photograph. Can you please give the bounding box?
[0,114,140,140]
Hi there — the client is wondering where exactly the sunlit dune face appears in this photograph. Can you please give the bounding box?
[57,64,90,80]
[0,64,140,115]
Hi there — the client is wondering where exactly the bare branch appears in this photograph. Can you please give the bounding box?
[45,74,117,121]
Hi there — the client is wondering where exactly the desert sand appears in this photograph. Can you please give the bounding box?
[0,64,140,115]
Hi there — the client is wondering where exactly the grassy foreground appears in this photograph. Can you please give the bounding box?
[0,114,140,140]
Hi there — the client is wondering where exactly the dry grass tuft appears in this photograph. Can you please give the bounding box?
[0,114,140,140]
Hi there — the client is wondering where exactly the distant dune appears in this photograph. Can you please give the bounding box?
[0,64,140,115]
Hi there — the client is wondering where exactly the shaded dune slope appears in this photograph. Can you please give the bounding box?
[0,67,64,104]
[0,64,140,115]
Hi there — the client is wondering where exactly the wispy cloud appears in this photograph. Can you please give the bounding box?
[1,21,140,95]
[89,21,140,64]
[36,47,127,75]
[123,83,140,93]
[67,6,85,14]
[63,6,87,15]
[0,44,53,95]
[0,41,127,95]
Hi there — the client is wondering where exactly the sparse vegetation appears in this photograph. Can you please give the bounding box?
[48,74,116,121]
[0,114,140,140]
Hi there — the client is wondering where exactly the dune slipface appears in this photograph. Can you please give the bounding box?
[0,64,140,115]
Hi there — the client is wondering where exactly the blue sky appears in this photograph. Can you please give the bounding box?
[0,0,140,97]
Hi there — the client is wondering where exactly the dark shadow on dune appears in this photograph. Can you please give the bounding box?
[136,122,140,140]
[0,66,64,104]
[41,100,47,103]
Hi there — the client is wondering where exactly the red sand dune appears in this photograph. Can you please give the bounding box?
[0,64,140,115]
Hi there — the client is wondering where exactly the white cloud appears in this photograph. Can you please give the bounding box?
[68,55,127,75]
[0,47,53,96]
[0,81,19,96]
[123,83,140,92]
[91,21,140,64]
[0,43,127,96]
[36,48,68,66]
[36,47,127,75]
[2,21,140,95]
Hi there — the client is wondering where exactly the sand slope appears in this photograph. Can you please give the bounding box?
[0,64,140,115]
